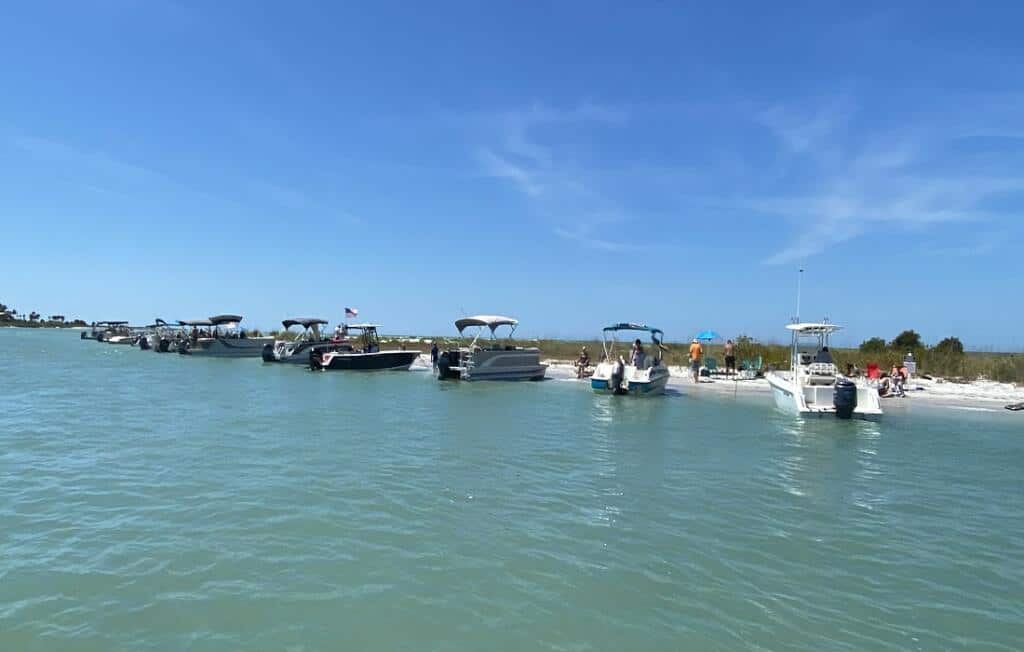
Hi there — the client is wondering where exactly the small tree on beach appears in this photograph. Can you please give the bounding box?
[891,330,923,350]
[858,337,887,353]
[933,337,964,356]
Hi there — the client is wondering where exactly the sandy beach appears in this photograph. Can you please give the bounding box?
[543,360,1024,411]
[406,353,1024,409]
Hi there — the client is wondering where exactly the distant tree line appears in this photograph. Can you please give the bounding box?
[859,330,964,356]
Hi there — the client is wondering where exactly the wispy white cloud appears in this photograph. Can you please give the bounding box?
[748,97,1024,264]
[472,101,634,249]
[13,134,169,186]
[472,94,1024,260]
[477,148,542,197]
[553,226,638,252]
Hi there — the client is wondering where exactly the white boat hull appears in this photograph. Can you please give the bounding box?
[767,372,882,420]
[591,363,670,395]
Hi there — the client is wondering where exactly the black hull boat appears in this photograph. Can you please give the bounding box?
[312,349,419,371]
[308,322,419,372]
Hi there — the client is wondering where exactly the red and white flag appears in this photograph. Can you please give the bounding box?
[345,307,359,318]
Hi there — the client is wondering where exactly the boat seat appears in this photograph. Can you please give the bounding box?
[807,362,837,385]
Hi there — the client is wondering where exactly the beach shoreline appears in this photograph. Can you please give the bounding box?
[539,360,1024,411]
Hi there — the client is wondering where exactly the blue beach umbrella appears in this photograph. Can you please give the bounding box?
[695,329,719,342]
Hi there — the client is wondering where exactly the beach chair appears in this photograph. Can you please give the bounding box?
[703,357,718,376]
[866,362,880,380]
[738,356,763,379]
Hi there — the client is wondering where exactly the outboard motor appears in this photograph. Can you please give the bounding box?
[139,336,150,350]
[309,348,324,370]
[610,359,627,395]
[833,379,858,419]
[261,342,276,362]
[436,351,458,380]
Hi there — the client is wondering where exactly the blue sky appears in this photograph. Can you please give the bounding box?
[2,1,1023,348]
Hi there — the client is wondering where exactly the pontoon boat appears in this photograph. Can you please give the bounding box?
[177,314,272,358]
[436,315,546,381]
[99,321,135,344]
[263,318,337,364]
[591,323,671,395]
[766,322,882,420]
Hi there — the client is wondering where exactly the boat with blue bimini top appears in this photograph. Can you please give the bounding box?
[591,323,671,395]
[177,314,272,358]
[310,324,419,371]
[765,322,883,420]
[436,315,546,381]
[263,318,337,364]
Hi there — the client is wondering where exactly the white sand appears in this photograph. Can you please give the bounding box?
[541,361,1024,410]
[409,352,1023,410]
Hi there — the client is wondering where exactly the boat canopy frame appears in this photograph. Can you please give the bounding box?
[282,317,328,330]
[454,315,520,348]
[787,321,841,379]
[209,314,244,326]
[337,323,381,351]
[600,323,665,361]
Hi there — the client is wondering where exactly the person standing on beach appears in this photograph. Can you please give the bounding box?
[724,339,736,375]
[430,340,439,371]
[689,338,703,383]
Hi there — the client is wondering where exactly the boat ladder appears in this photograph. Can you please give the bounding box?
[460,349,475,380]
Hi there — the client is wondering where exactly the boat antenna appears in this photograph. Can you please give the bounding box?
[795,267,804,322]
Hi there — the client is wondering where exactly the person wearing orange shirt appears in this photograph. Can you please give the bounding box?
[688,338,703,384]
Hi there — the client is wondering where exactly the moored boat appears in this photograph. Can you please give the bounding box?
[765,322,882,420]
[177,315,272,358]
[263,318,337,364]
[436,315,546,381]
[311,324,419,371]
[591,323,670,395]
[100,322,135,344]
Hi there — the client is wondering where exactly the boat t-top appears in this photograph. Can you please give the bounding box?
[81,321,125,341]
[765,322,882,420]
[436,315,546,381]
[137,319,169,350]
[98,321,134,344]
[177,314,272,358]
[591,323,671,395]
[311,323,420,371]
[262,317,336,364]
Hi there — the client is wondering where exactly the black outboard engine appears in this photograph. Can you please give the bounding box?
[262,342,276,362]
[139,336,150,350]
[436,351,458,380]
[833,379,858,419]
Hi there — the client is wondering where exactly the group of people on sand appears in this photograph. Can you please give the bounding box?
[878,364,910,398]
[572,337,730,384]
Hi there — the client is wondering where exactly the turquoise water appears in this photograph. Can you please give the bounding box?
[2,329,1022,651]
